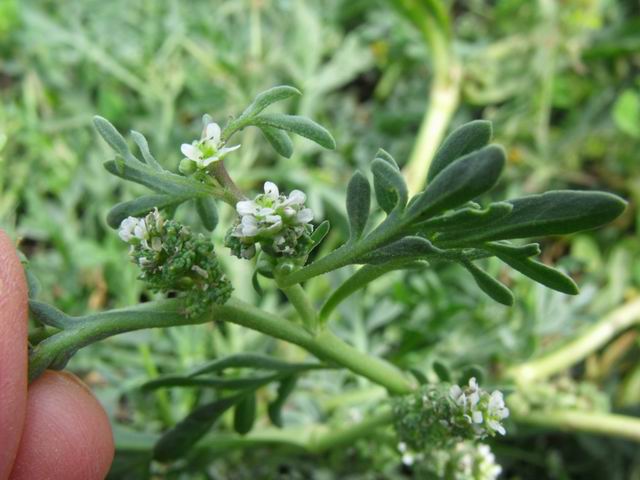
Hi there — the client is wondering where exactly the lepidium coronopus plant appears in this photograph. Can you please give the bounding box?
[25,86,627,477]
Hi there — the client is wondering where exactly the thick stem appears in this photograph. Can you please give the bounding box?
[506,298,640,384]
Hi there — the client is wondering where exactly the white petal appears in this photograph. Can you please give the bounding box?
[472,411,483,423]
[181,143,201,161]
[219,144,241,155]
[205,122,221,143]
[242,224,259,237]
[296,208,313,224]
[264,181,279,198]
[468,377,478,390]
[449,385,462,399]
[201,154,220,167]
[287,189,306,205]
[237,200,258,216]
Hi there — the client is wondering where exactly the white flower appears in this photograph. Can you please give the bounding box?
[180,121,240,169]
[227,181,315,259]
[119,216,148,243]
[448,377,509,438]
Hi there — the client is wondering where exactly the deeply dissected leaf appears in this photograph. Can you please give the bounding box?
[251,114,336,150]
[408,145,505,221]
[462,260,514,306]
[107,194,191,229]
[260,126,294,158]
[428,120,492,182]
[438,191,627,245]
[195,197,219,231]
[371,158,408,213]
[346,171,371,241]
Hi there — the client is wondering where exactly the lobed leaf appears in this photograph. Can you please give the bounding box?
[416,202,512,233]
[371,158,408,213]
[462,260,514,306]
[346,171,371,241]
[408,145,505,221]
[29,300,75,329]
[483,241,541,258]
[375,148,400,170]
[428,120,492,182]
[438,191,627,245]
[260,126,294,158]
[251,114,336,150]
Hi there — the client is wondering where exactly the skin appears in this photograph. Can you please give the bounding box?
[0,230,114,480]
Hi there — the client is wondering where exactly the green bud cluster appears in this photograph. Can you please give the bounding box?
[119,210,232,317]
[392,378,509,451]
[509,378,609,414]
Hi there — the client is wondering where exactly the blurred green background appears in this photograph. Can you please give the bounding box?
[1,0,640,478]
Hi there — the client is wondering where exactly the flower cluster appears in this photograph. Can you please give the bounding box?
[426,442,503,480]
[449,378,510,437]
[179,121,240,173]
[393,378,509,451]
[225,181,314,260]
[118,209,232,317]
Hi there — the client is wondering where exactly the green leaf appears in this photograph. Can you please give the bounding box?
[612,89,640,138]
[346,171,371,241]
[432,361,451,382]
[189,354,325,377]
[195,197,219,231]
[439,191,627,245]
[153,392,247,461]
[141,374,280,391]
[371,157,408,213]
[309,220,330,252]
[103,160,213,197]
[461,260,514,306]
[251,114,336,150]
[460,365,485,385]
[375,148,400,170]
[408,145,505,221]
[416,202,513,233]
[130,130,164,171]
[239,85,302,120]
[107,195,190,229]
[260,126,294,158]
[489,249,579,295]
[93,116,137,163]
[428,120,492,182]
[483,241,541,258]
[233,393,257,435]
[355,236,440,264]
[268,375,298,428]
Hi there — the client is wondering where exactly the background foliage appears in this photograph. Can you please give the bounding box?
[1,0,640,478]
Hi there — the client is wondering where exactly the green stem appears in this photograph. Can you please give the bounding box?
[511,408,640,443]
[211,160,245,204]
[30,298,414,395]
[506,298,640,384]
[278,282,318,333]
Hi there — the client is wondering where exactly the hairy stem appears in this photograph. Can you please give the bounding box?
[506,298,640,384]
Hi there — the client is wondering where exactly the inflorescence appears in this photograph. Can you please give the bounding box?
[119,209,232,317]
[179,120,240,173]
[225,181,314,260]
[393,377,509,451]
